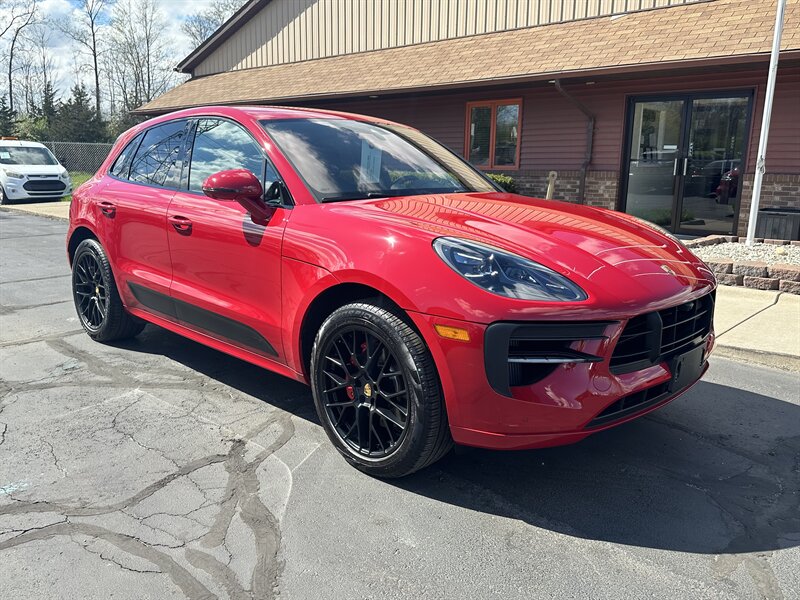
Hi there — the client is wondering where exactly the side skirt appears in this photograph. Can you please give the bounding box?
[126,305,307,385]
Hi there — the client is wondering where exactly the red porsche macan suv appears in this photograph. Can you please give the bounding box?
[67,106,716,477]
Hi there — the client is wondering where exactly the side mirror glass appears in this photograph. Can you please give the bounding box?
[202,169,272,224]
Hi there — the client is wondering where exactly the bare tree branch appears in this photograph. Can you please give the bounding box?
[181,0,245,49]
[52,0,110,117]
[4,0,38,112]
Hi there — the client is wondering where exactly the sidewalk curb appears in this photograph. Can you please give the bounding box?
[0,205,69,221]
[713,345,800,373]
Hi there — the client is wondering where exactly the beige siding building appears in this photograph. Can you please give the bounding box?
[189,0,707,76]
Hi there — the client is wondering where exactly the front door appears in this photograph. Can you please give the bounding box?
[167,117,290,362]
[622,92,752,235]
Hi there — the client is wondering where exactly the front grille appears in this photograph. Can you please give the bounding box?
[485,322,610,397]
[610,292,714,374]
[23,180,66,192]
[586,382,670,429]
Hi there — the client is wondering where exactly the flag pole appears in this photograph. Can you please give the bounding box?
[745,0,787,246]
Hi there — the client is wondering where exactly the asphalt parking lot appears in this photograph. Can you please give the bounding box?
[1,210,798,600]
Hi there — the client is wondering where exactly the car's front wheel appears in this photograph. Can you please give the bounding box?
[310,302,452,478]
[0,185,10,205]
[72,238,145,342]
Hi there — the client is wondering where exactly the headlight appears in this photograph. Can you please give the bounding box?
[3,171,24,179]
[60,169,70,180]
[433,237,587,302]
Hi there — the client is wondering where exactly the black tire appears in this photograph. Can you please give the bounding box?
[0,185,10,205]
[72,238,145,342]
[310,302,452,478]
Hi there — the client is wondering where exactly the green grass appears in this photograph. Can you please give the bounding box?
[62,172,93,202]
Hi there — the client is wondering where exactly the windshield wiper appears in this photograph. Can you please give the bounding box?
[320,192,393,202]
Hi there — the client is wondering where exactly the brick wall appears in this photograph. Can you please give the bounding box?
[737,173,800,237]
[508,169,617,210]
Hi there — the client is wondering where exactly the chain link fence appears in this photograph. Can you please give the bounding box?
[41,141,114,174]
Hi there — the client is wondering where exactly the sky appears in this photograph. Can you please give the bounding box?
[2,0,224,100]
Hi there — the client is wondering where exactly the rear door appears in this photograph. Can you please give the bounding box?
[97,119,191,310]
[166,117,291,362]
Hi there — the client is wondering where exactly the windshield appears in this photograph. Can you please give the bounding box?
[260,118,496,202]
[0,146,58,166]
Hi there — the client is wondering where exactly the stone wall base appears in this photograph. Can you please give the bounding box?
[738,173,800,238]
[500,170,618,210]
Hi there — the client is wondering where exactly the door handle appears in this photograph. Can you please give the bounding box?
[673,158,678,176]
[99,201,116,217]
[169,215,192,235]
[683,157,689,176]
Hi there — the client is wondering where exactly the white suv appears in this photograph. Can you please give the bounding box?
[0,140,72,204]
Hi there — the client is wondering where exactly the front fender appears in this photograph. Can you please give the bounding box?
[281,258,425,377]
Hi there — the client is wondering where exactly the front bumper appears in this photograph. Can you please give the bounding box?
[3,179,71,201]
[407,292,715,451]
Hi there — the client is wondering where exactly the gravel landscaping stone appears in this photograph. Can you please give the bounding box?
[692,241,800,265]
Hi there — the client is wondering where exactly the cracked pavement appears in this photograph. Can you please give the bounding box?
[1,210,798,599]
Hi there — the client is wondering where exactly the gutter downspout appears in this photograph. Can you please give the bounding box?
[554,80,595,204]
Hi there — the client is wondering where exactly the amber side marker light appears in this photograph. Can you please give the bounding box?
[434,324,471,342]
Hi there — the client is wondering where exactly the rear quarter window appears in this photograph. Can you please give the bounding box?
[109,134,143,179]
[128,120,189,188]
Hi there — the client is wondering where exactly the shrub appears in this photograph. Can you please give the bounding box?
[486,173,517,193]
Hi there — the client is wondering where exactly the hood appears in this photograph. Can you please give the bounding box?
[1,164,66,176]
[332,192,715,309]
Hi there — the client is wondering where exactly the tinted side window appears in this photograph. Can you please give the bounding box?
[129,120,188,188]
[109,133,142,179]
[188,119,263,192]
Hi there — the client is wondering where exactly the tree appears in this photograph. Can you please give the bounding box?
[52,83,105,142]
[2,0,39,113]
[182,0,245,49]
[16,21,57,117]
[106,0,176,115]
[0,95,15,136]
[54,0,110,117]
[13,114,48,140]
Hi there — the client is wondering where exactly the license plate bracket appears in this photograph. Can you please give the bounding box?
[668,345,705,393]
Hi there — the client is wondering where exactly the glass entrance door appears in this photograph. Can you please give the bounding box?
[678,97,749,234]
[622,93,752,235]
[624,99,685,229]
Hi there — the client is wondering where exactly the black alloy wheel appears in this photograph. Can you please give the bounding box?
[73,250,109,331]
[311,302,452,478]
[71,238,145,342]
[319,326,410,458]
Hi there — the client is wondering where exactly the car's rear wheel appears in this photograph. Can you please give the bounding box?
[310,302,452,478]
[72,238,145,342]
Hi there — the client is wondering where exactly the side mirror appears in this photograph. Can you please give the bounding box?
[202,169,271,224]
